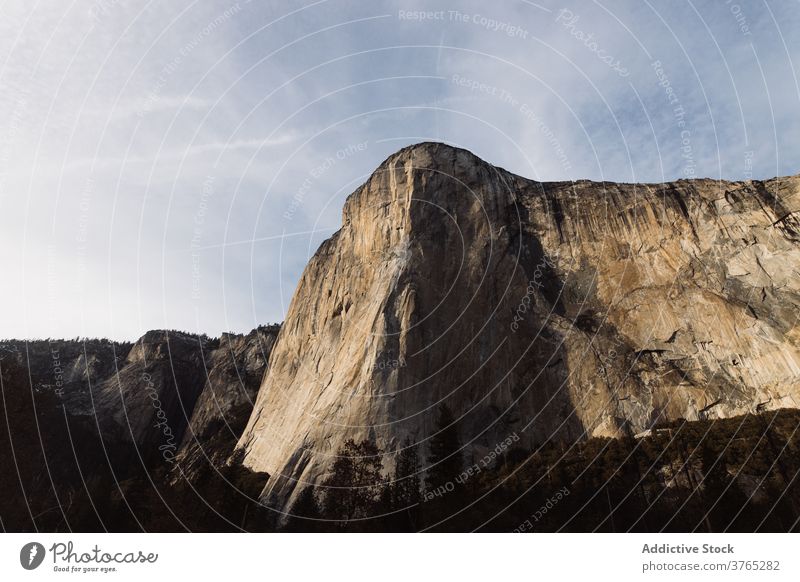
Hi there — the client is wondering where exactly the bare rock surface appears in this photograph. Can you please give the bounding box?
[176,325,280,474]
[1,326,280,465]
[238,142,800,510]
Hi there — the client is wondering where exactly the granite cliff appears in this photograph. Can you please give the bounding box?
[2,142,799,531]
[237,142,800,511]
[0,325,279,469]
[0,327,280,531]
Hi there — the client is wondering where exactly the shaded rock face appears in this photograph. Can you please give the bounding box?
[93,327,280,466]
[238,142,800,510]
[0,338,132,415]
[176,326,280,474]
[182,327,280,445]
[91,330,210,460]
[0,326,280,467]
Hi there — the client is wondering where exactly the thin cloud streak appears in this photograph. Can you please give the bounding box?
[0,0,797,340]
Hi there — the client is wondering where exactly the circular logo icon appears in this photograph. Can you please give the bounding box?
[20,542,46,570]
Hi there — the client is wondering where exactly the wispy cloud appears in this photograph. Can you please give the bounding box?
[1,0,798,340]
[59,131,299,171]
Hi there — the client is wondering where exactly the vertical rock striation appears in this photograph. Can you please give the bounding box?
[238,142,800,511]
[177,325,280,473]
[1,326,280,466]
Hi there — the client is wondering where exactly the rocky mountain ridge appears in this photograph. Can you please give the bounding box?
[0,324,280,470]
[2,142,799,527]
[237,142,800,512]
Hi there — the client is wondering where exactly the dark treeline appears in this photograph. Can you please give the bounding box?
[284,407,800,533]
[2,353,800,532]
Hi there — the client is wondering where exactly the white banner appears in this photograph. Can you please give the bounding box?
[0,534,796,581]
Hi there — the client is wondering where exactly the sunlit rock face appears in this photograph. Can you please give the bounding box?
[238,142,800,510]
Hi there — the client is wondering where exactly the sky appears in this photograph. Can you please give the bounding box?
[0,0,798,341]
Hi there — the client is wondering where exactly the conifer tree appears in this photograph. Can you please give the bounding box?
[321,439,384,526]
[391,436,422,530]
[425,404,464,493]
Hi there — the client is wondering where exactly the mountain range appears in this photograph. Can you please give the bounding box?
[2,142,799,532]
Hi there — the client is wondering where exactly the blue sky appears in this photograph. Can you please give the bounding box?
[1,0,798,340]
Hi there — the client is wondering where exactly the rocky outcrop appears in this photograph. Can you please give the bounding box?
[0,338,131,416]
[0,325,280,466]
[238,142,800,511]
[177,325,280,474]
[90,330,211,461]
